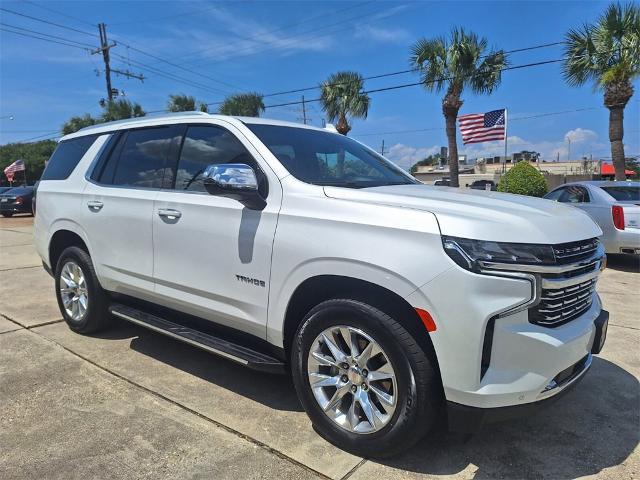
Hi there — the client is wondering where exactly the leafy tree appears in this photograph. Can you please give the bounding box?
[167,94,209,113]
[410,155,440,173]
[0,140,57,185]
[410,28,507,187]
[218,93,264,117]
[497,160,548,197]
[101,99,146,122]
[563,2,639,181]
[319,71,370,135]
[62,114,97,135]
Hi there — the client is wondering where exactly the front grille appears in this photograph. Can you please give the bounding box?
[530,278,597,327]
[553,238,599,264]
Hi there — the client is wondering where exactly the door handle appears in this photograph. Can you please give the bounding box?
[87,200,103,211]
[157,208,182,220]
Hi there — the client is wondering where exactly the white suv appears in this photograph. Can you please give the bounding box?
[34,112,608,457]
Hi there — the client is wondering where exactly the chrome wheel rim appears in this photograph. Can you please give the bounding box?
[59,261,89,322]
[307,325,398,434]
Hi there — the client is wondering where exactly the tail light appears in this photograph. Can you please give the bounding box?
[15,196,24,205]
[612,205,625,230]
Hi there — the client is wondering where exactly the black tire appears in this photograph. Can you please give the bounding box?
[291,299,442,458]
[54,246,112,334]
[1,212,13,217]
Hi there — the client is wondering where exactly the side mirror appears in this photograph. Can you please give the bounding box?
[203,163,266,210]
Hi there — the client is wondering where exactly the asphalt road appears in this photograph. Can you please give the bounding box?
[1,214,638,480]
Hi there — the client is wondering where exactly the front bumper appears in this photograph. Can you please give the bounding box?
[447,309,608,432]
[406,243,607,412]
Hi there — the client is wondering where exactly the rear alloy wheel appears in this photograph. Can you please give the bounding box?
[292,299,442,458]
[59,261,89,322]
[54,246,111,334]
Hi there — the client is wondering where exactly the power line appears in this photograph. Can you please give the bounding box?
[0,27,93,51]
[22,0,97,28]
[0,22,96,48]
[258,59,564,111]
[110,52,232,96]
[108,38,240,93]
[0,7,96,37]
[203,42,565,107]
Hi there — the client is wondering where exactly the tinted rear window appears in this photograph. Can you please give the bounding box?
[41,135,99,180]
[600,186,639,201]
[101,126,182,189]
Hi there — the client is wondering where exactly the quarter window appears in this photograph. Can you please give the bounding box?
[559,185,590,203]
[42,134,99,180]
[174,125,255,192]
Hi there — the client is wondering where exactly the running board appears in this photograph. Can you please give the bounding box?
[109,303,285,374]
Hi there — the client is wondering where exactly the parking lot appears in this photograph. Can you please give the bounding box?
[0,215,638,480]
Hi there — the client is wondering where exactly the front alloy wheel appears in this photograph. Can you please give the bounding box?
[307,325,397,434]
[292,299,442,458]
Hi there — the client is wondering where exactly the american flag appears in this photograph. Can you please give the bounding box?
[4,159,25,182]
[458,109,506,145]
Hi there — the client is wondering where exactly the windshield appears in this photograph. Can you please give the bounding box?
[600,186,639,201]
[246,124,417,188]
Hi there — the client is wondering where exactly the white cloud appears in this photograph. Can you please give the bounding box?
[391,128,609,166]
[385,143,440,169]
[354,25,410,44]
[565,128,598,144]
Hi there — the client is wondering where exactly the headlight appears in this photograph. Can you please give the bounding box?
[442,236,555,271]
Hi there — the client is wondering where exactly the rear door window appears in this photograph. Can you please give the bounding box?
[559,185,590,203]
[99,126,183,189]
[41,134,99,180]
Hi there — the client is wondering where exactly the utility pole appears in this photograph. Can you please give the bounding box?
[301,95,307,125]
[91,23,144,105]
[380,139,385,156]
[92,23,116,102]
[567,138,571,161]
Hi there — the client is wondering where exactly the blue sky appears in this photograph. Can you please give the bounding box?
[1,0,638,169]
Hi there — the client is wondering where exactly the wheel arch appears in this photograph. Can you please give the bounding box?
[282,274,442,382]
[49,228,90,271]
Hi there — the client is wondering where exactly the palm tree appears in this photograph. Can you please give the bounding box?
[410,29,506,187]
[167,94,209,113]
[101,99,145,122]
[319,71,370,135]
[61,114,97,135]
[563,2,639,181]
[218,93,264,117]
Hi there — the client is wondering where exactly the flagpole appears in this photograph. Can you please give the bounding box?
[503,108,508,173]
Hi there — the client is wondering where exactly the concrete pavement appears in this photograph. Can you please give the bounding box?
[1,215,638,479]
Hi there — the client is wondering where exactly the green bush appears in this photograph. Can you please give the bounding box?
[497,161,548,197]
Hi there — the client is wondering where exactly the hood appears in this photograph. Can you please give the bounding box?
[324,184,602,244]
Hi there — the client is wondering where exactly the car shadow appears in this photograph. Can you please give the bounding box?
[91,322,638,478]
[372,356,639,478]
[91,319,304,413]
[606,254,640,273]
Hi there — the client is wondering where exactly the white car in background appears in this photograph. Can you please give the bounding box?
[544,181,640,255]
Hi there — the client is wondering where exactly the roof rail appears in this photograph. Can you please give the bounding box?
[76,111,211,133]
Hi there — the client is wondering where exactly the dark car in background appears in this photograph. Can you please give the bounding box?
[0,186,14,194]
[469,179,497,191]
[0,185,35,217]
